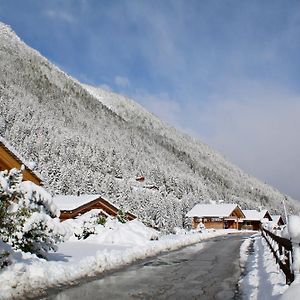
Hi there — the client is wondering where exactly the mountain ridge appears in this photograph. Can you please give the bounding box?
[0,21,299,229]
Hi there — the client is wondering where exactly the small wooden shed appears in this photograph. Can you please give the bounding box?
[186,203,245,230]
[53,194,136,222]
[0,137,42,185]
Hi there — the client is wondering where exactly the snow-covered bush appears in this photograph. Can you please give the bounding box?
[288,215,300,276]
[86,218,160,245]
[96,215,107,226]
[66,210,108,240]
[0,168,67,258]
[117,209,127,224]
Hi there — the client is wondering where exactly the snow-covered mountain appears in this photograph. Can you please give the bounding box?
[0,22,299,229]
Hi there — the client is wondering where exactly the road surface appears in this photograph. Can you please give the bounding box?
[46,233,250,300]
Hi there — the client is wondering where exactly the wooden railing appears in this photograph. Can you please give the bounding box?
[261,227,294,284]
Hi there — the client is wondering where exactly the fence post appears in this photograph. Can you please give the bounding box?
[261,226,294,284]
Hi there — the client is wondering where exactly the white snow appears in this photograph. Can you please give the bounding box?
[242,210,264,221]
[0,220,236,299]
[239,215,300,299]
[21,181,61,217]
[53,194,101,210]
[238,234,288,299]
[280,278,300,300]
[287,215,300,243]
[242,210,272,221]
[186,203,241,218]
[279,215,300,299]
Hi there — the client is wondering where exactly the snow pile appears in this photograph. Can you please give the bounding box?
[288,215,300,243]
[0,221,234,299]
[288,215,300,275]
[239,235,253,271]
[280,279,300,300]
[280,215,300,299]
[85,219,159,245]
[238,235,288,299]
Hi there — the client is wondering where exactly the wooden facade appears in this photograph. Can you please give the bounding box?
[240,220,261,231]
[240,209,273,231]
[59,196,136,222]
[188,204,245,230]
[0,139,42,185]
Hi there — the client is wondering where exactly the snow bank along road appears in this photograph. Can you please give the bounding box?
[46,233,250,300]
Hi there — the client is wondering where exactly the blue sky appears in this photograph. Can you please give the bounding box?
[1,0,300,201]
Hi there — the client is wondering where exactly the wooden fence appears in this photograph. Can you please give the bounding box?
[261,227,294,284]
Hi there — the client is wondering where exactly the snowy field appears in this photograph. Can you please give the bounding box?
[0,219,237,300]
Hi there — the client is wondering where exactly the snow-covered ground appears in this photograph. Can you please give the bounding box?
[238,234,288,299]
[238,216,300,300]
[0,219,236,300]
[2,215,299,300]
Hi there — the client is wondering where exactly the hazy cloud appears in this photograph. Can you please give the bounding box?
[115,76,130,88]
[190,83,300,201]
[44,9,75,24]
[98,84,112,92]
[133,90,183,127]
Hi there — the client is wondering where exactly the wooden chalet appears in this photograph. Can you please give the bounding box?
[53,194,136,222]
[240,209,273,230]
[186,203,245,230]
[0,137,42,185]
[271,215,285,227]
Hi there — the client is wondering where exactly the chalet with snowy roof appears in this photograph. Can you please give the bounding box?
[271,215,285,227]
[0,137,42,185]
[186,203,245,230]
[240,209,273,230]
[53,194,136,222]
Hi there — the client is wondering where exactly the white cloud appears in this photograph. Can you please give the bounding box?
[194,83,300,200]
[45,9,75,24]
[133,90,183,127]
[115,76,130,88]
[98,84,112,92]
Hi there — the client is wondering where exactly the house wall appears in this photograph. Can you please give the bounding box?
[204,221,224,229]
[226,220,239,229]
[0,146,42,185]
[240,220,261,231]
[192,217,224,229]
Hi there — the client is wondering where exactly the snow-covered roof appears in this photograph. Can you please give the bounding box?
[52,195,101,210]
[271,215,284,225]
[186,203,242,218]
[242,210,262,221]
[242,209,272,221]
[271,215,281,223]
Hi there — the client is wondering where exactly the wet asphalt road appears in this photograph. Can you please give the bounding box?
[46,233,250,300]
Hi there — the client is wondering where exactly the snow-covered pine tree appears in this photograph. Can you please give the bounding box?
[0,167,67,258]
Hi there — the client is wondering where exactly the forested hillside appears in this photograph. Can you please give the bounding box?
[0,22,299,230]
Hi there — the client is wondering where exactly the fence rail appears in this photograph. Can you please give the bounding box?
[261,227,294,284]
